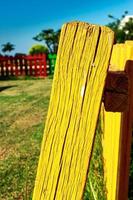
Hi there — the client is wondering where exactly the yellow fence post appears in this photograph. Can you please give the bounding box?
[33,22,114,200]
[102,41,133,200]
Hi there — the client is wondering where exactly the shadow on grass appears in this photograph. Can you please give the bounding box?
[0,75,53,81]
[0,85,17,92]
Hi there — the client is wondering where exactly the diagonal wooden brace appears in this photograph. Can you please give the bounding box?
[103,70,129,112]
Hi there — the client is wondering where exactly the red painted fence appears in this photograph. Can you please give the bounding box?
[0,54,47,78]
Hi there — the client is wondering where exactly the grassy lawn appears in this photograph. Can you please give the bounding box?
[0,78,132,200]
[0,78,52,199]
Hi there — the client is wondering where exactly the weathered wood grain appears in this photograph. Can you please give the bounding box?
[102,42,133,200]
[33,22,114,200]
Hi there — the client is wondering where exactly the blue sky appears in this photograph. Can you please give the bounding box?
[0,0,133,54]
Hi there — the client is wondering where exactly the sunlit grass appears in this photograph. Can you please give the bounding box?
[0,78,52,199]
[84,118,107,200]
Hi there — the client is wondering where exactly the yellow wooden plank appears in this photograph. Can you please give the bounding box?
[125,40,133,45]
[33,21,114,200]
[102,41,133,200]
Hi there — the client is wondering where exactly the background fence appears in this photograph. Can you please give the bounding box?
[0,54,57,78]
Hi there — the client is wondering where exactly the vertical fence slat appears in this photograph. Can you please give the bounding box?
[48,53,57,75]
[33,22,114,200]
[117,59,133,200]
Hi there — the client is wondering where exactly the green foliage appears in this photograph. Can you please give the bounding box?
[107,11,133,42]
[33,29,61,53]
[29,44,49,55]
[123,18,133,40]
[1,42,15,54]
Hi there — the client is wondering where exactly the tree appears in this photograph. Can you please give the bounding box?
[107,11,133,42]
[122,17,133,40]
[1,42,15,54]
[29,44,49,55]
[33,29,61,53]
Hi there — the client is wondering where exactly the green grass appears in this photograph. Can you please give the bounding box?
[83,118,107,200]
[0,78,132,200]
[0,78,52,199]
